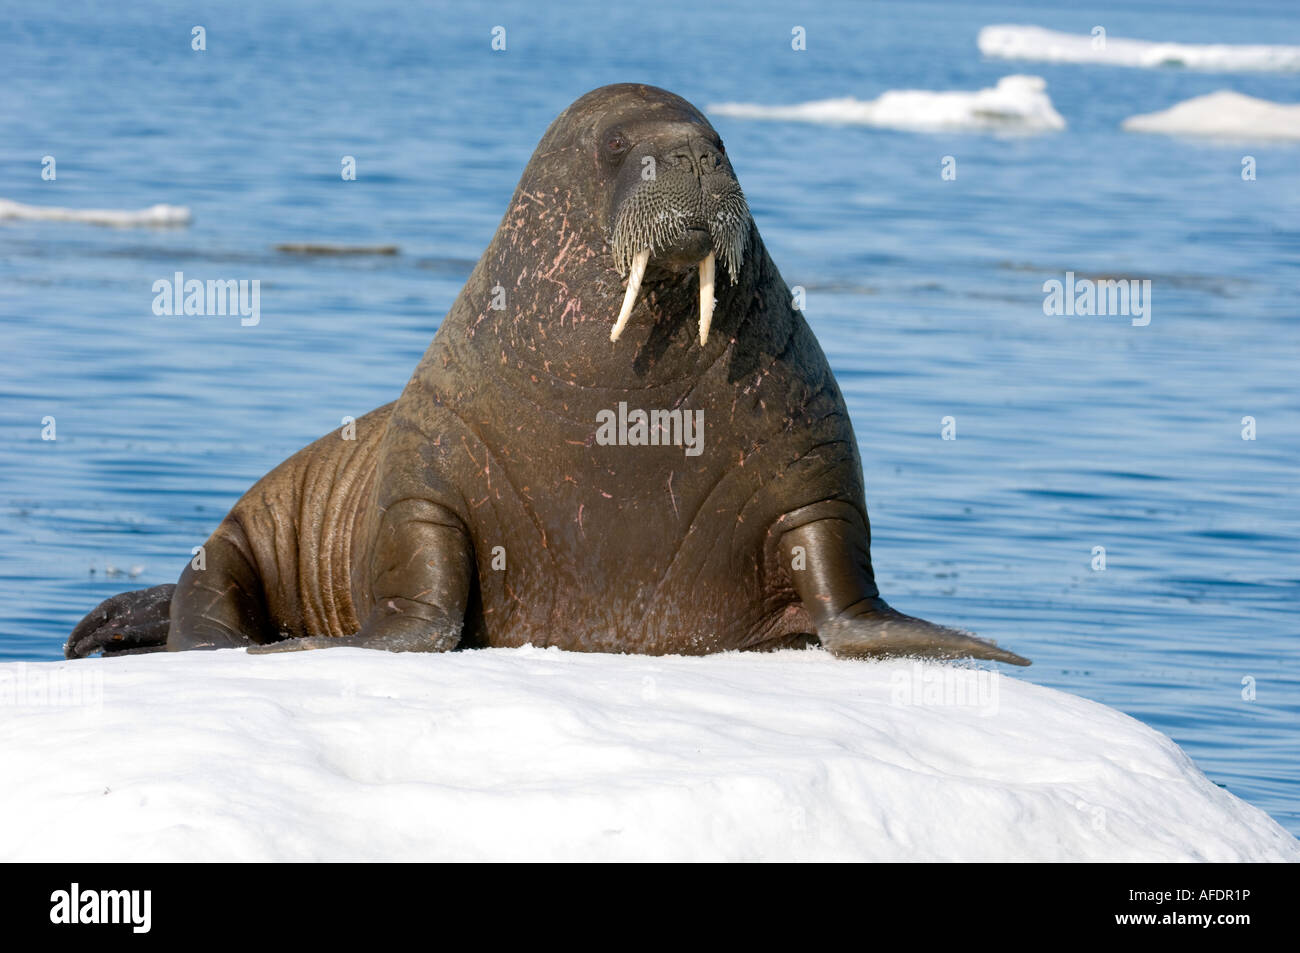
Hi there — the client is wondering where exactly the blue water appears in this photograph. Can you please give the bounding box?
[2,0,1297,837]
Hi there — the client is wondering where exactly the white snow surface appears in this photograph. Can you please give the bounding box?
[0,198,191,226]
[978,25,1300,72]
[2,647,1296,862]
[1122,90,1300,140]
[709,76,1066,134]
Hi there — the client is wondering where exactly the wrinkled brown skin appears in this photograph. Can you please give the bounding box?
[66,84,1029,667]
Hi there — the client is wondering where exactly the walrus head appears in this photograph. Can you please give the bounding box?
[519,84,752,348]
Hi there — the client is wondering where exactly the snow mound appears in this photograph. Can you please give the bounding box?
[978,24,1300,72]
[1122,90,1300,140]
[709,76,1066,134]
[0,198,191,227]
[2,647,1295,861]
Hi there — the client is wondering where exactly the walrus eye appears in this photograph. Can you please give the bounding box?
[605,134,628,156]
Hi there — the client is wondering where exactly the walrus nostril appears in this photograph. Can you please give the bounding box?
[665,140,724,176]
[669,152,695,173]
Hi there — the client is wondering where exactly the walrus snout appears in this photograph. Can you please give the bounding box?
[608,131,750,346]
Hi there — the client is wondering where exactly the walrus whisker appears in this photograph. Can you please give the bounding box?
[610,247,650,342]
[698,252,716,345]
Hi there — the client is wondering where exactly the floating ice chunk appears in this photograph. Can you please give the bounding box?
[0,198,191,227]
[710,75,1066,134]
[979,24,1300,72]
[1122,90,1300,140]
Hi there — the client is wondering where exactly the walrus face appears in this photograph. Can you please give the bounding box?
[566,89,750,347]
[606,128,751,346]
[606,131,749,277]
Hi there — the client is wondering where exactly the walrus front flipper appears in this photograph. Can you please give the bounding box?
[65,584,176,659]
[246,625,462,654]
[814,602,1030,666]
[248,496,474,655]
[779,518,1030,666]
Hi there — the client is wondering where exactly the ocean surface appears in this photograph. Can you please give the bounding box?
[2,0,1297,837]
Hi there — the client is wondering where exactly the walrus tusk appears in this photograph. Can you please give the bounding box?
[698,252,716,346]
[610,248,650,342]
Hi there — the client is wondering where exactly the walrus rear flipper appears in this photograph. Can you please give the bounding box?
[65,584,175,659]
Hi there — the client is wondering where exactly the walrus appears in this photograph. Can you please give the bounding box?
[66,84,1029,667]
